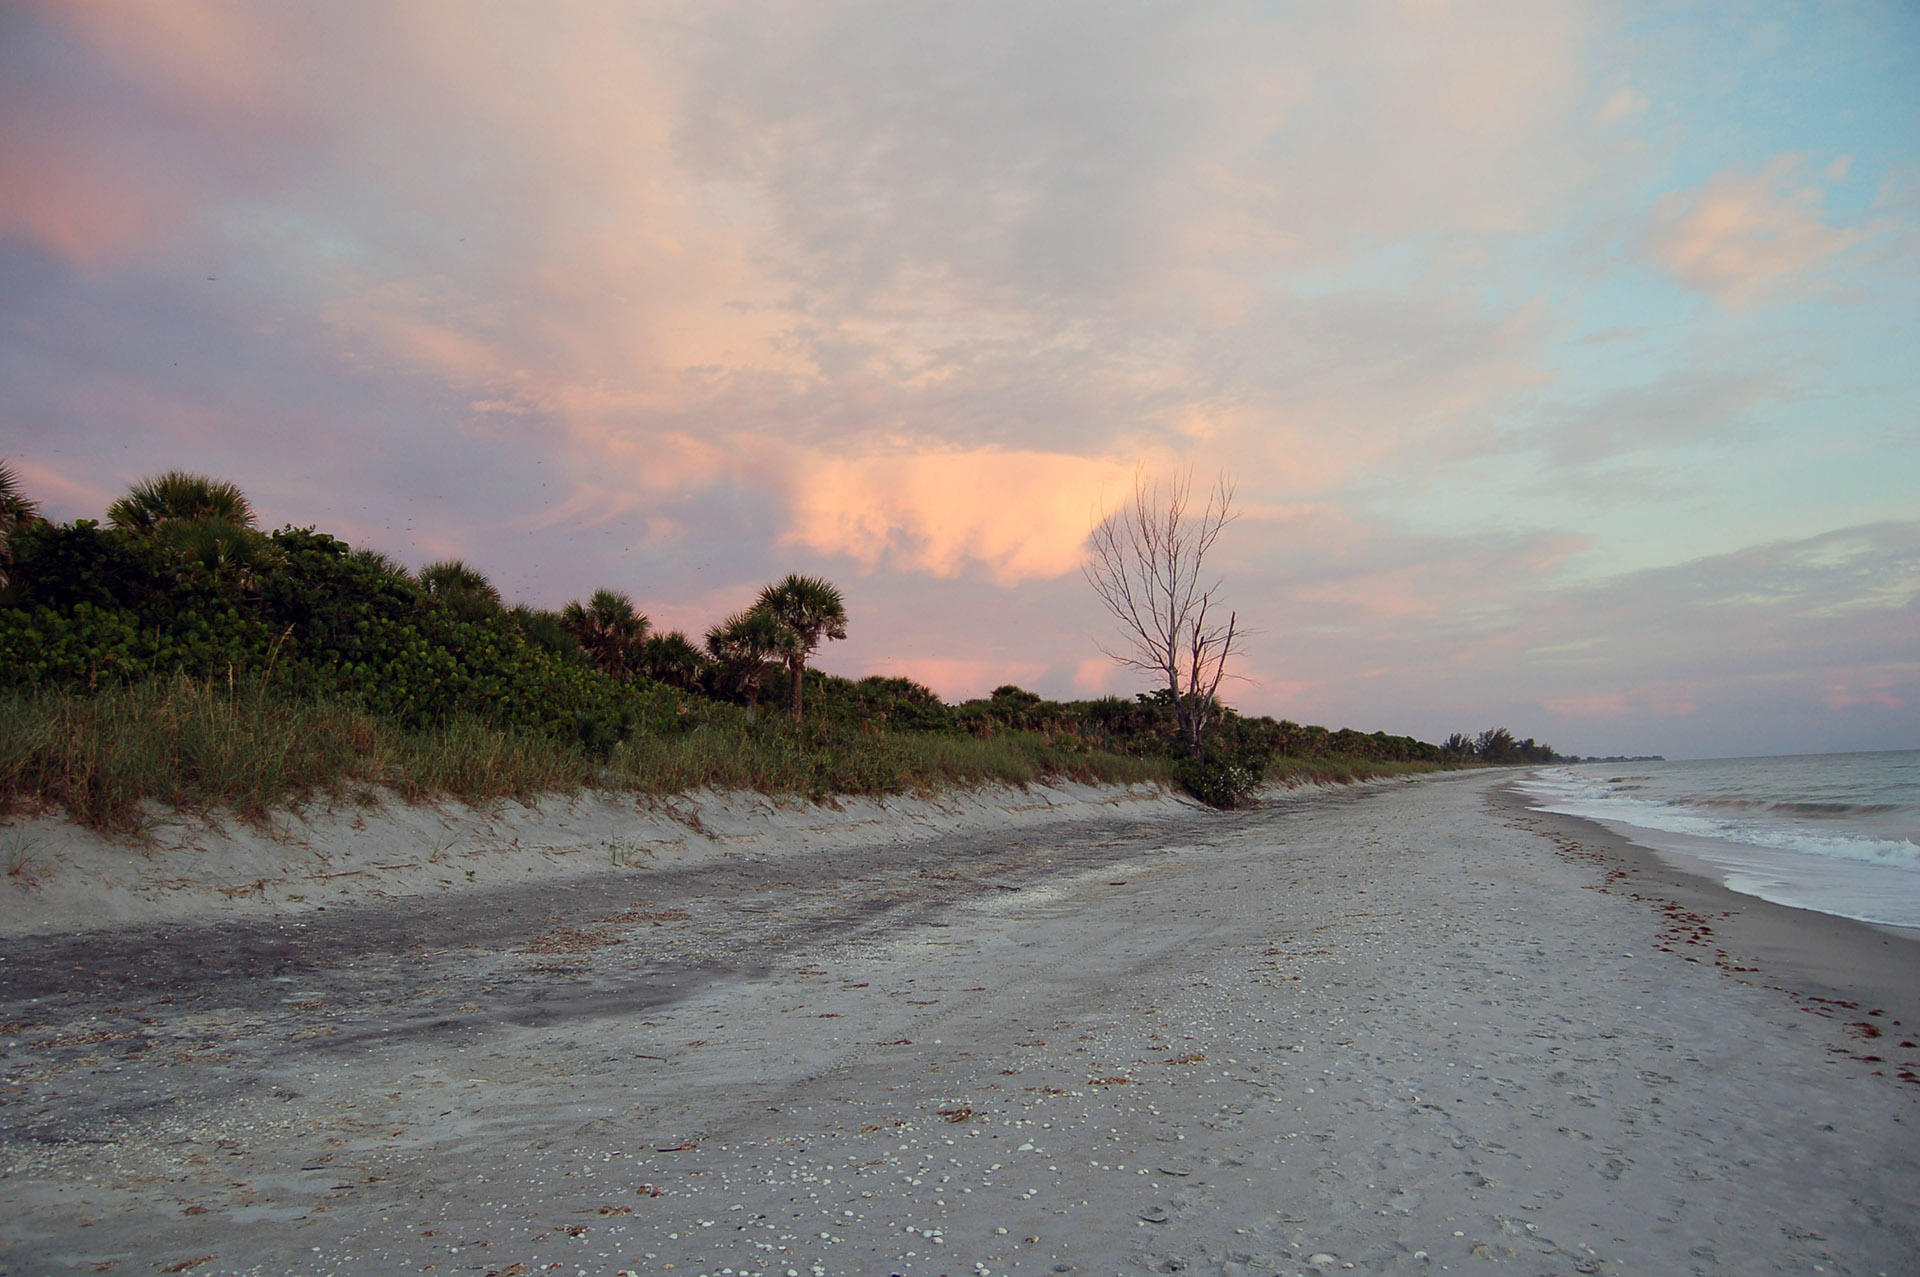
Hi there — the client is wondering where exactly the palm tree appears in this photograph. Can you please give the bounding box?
[158,516,280,578]
[756,574,848,720]
[704,607,798,718]
[418,559,502,621]
[107,471,255,533]
[506,604,580,659]
[640,630,707,691]
[106,470,278,580]
[561,588,649,678]
[0,459,43,592]
[348,546,414,585]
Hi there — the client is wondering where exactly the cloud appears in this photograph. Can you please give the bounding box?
[1822,680,1904,712]
[0,456,114,519]
[1532,363,1791,469]
[1072,657,1126,696]
[1216,518,1920,755]
[863,656,1049,702]
[782,449,1135,585]
[0,1,1602,546]
[1542,694,1632,718]
[1646,156,1873,305]
[1596,86,1648,124]
[0,3,292,268]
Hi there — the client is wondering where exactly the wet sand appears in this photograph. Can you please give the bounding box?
[2,772,1916,1276]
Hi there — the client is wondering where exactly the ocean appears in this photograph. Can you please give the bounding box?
[1516,750,1920,932]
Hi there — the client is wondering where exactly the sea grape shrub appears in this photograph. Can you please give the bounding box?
[803,674,957,732]
[1073,693,1178,743]
[1175,754,1263,809]
[0,522,700,752]
[955,685,1072,735]
[0,520,274,687]
[0,520,170,611]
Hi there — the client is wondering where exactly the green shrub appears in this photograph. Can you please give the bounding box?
[1175,755,1264,809]
[0,499,1481,828]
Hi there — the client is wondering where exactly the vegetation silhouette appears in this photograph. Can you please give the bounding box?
[1086,470,1240,760]
[757,573,849,721]
[0,464,1561,826]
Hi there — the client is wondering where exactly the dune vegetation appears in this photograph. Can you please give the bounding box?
[0,465,1553,833]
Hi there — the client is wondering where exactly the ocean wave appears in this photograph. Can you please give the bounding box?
[1671,796,1904,819]
[1518,758,1920,929]
[1516,769,1920,872]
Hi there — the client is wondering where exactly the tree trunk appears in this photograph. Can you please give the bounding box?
[790,656,805,720]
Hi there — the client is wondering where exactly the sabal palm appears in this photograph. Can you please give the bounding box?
[756,574,848,720]
[418,559,502,621]
[107,471,256,533]
[704,606,799,717]
[640,630,706,691]
[348,547,414,585]
[562,588,649,678]
[106,471,279,581]
[0,459,42,592]
[0,461,36,524]
[162,516,279,577]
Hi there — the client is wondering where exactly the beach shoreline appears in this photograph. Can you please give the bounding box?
[1496,782,1920,1067]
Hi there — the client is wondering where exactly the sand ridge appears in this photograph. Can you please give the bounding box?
[0,779,1192,938]
[1,772,1915,1275]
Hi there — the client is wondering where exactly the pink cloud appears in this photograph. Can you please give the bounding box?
[1823,682,1904,711]
[1543,694,1633,719]
[863,657,1050,703]
[783,450,1136,585]
[0,3,289,267]
[0,458,115,522]
[1646,156,1873,305]
[1072,657,1128,696]
[0,145,162,269]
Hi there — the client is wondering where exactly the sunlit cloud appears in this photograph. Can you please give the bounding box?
[1645,156,1874,306]
[864,656,1050,703]
[1596,86,1649,124]
[783,449,1135,585]
[1822,681,1905,712]
[1,457,114,518]
[1543,694,1633,719]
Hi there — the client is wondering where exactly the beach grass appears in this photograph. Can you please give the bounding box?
[0,676,1181,834]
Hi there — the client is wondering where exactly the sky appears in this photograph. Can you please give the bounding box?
[2,1,1916,760]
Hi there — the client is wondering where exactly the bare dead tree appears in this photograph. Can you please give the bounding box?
[1083,470,1240,759]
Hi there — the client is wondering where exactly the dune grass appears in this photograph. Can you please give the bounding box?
[0,676,1178,835]
[1264,755,1444,786]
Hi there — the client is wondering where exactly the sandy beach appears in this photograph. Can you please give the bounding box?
[2,770,1916,1276]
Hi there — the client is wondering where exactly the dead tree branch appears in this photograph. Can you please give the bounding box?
[1083,470,1240,759]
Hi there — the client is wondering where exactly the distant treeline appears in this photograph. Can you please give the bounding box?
[1440,728,1561,765]
[0,466,1562,815]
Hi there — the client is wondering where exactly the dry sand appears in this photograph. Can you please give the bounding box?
[1,771,1916,1276]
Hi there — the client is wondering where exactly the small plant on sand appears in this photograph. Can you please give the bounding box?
[3,830,47,885]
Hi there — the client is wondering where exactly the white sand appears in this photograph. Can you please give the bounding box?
[0,780,1189,937]
[2,771,1915,1275]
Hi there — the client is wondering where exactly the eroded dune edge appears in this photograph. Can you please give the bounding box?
[0,779,1198,938]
